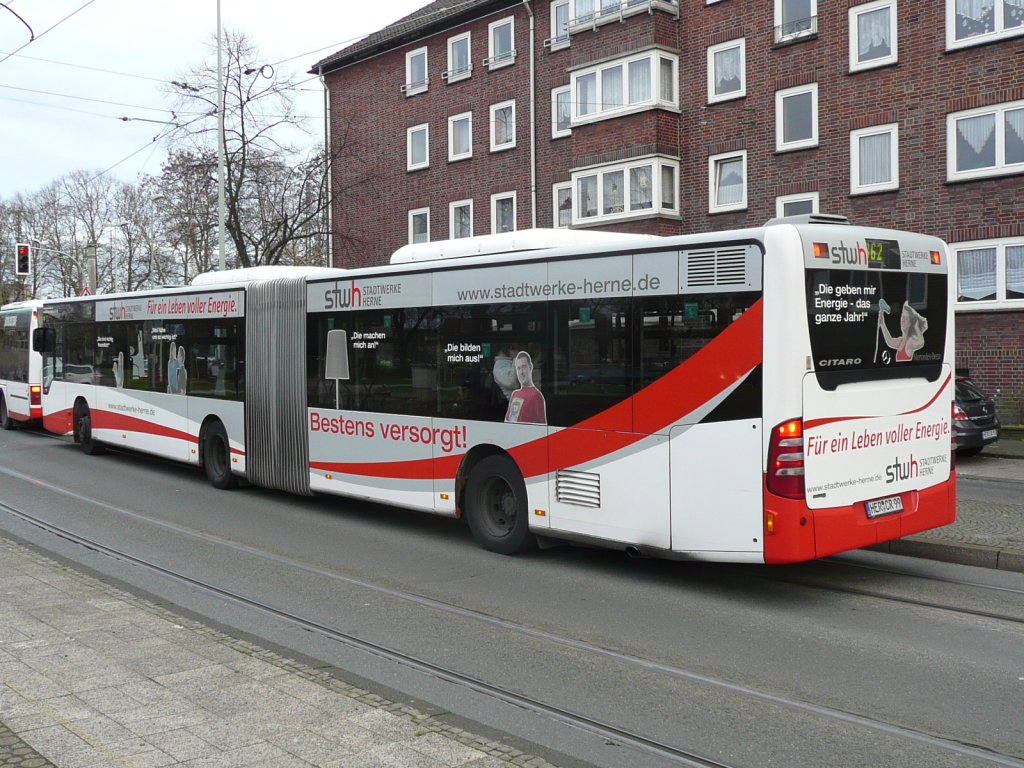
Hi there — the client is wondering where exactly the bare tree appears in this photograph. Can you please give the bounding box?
[167,29,329,268]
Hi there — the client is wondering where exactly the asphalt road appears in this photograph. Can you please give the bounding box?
[1,427,1023,768]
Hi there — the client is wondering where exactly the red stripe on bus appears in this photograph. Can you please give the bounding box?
[311,299,764,481]
[803,372,952,432]
[91,410,199,445]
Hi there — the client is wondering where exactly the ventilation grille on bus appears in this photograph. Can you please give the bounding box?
[556,469,601,508]
[683,246,749,287]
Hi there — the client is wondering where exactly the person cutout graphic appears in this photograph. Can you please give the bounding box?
[880,302,928,362]
[504,350,546,425]
[491,343,520,401]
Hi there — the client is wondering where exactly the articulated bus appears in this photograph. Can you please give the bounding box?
[0,300,44,429]
[32,215,955,563]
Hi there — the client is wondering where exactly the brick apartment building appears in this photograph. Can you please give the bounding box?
[313,0,1024,420]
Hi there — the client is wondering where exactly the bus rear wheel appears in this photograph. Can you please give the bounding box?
[203,421,237,490]
[465,455,536,555]
[76,403,105,455]
[0,396,14,430]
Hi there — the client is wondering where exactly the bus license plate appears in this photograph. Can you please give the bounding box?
[866,495,904,518]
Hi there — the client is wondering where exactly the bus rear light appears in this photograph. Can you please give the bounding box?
[767,418,805,499]
[30,385,41,405]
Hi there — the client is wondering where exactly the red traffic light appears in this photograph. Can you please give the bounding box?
[15,242,32,275]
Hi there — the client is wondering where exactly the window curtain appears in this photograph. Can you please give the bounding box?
[714,47,741,95]
[452,41,469,74]
[956,114,996,169]
[857,7,891,60]
[557,189,573,227]
[628,59,651,104]
[1005,108,1024,164]
[556,91,571,131]
[575,0,595,21]
[1007,0,1024,28]
[455,207,471,238]
[630,166,653,209]
[496,107,513,145]
[717,158,744,205]
[577,73,597,115]
[1007,245,1024,298]
[602,66,623,109]
[659,58,674,102]
[859,132,892,185]
[957,248,997,300]
[601,0,620,14]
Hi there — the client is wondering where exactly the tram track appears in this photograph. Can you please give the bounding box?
[2,474,1024,768]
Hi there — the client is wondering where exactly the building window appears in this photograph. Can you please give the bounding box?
[552,86,572,138]
[409,208,430,244]
[490,100,516,152]
[569,0,680,29]
[709,151,747,213]
[954,237,1024,306]
[775,0,817,42]
[487,17,515,69]
[448,112,473,162]
[851,123,899,194]
[553,182,573,227]
[776,83,818,152]
[404,47,428,96]
[947,100,1024,182]
[849,0,897,71]
[407,124,429,171]
[707,38,745,103]
[947,0,1024,49]
[571,51,678,124]
[445,32,472,83]
[571,157,678,224]
[491,192,517,233]
[549,0,571,49]
[450,199,473,239]
[775,192,819,217]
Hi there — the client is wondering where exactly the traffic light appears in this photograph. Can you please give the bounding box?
[15,243,31,276]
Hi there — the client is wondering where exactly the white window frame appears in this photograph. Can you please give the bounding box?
[552,86,572,138]
[486,17,516,69]
[851,123,899,194]
[491,192,517,234]
[707,38,746,104]
[570,157,679,225]
[774,0,818,42]
[946,0,1024,50]
[490,100,516,152]
[775,83,819,152]
[408,207,430,244]
[450,199,474,239]
[947,99,1024,182]
[553,182,573,227]
[404,47,428,96]
[849,0,898,72]
[775,192,820,217]
[569,0,681,31]
[407,124,429,171]
[570,51,679,125]
[445,32,472,83]
[448,111,473,162]
[953,236,1024,308]
[549,0,572,50]
[708,150,748,214]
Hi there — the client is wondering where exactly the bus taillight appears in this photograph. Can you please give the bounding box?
[767,418,805,499]
[30,385,41,406]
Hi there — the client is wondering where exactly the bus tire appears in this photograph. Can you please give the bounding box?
[76,403,105,455]
[204,421,237,490]
[0,396,14,430]
[465,455,536,555]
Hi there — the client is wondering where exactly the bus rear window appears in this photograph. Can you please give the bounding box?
[806,268,947,390]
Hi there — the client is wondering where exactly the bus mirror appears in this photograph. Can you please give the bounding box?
[33,327,53,354]
[325,330,350,381]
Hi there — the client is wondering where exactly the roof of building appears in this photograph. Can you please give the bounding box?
[311,0,512,75]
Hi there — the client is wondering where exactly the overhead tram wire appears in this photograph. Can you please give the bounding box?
[0,0,99,66]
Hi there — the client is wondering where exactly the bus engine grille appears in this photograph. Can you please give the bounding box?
[556,469,602,508]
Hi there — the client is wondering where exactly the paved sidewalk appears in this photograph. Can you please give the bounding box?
[0,537,554,768]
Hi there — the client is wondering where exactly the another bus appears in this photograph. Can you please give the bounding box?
[32,215,956,563]
[0,300,44,429]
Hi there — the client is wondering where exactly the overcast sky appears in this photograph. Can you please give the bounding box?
[0,0,432,198]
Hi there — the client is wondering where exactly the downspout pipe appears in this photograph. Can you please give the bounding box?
[319,65,333,268]
[522,0,537,228]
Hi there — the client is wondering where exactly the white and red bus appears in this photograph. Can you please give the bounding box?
[0,299,44,429]
[32,215,955,563]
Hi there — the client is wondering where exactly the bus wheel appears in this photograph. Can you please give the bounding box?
[0,396,13,430]
[204,421,237,490]
[76,403,105,455]
[465,455,536,555]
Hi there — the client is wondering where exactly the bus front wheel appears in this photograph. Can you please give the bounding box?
[465,455,536,555]
[76,403,105,455]
[203,421,237,490]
